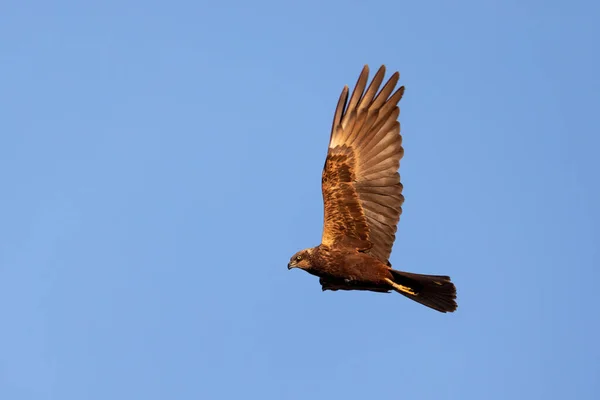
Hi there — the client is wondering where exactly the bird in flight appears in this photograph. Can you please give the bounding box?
[288,65,457,313]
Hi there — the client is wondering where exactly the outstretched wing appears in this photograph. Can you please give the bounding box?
[321,65,405,263]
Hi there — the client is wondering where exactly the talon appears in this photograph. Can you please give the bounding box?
[385,278,417,296]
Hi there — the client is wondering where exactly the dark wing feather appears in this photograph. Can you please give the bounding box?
[321,65,405,262]
[319,278,391,293]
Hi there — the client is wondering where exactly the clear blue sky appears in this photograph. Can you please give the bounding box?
[1,1,599,399]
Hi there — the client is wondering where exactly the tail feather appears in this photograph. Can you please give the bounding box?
[389,270,457,313]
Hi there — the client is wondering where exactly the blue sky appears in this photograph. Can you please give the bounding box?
[1,1,599,399]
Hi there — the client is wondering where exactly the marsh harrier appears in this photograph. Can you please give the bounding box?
[288,65,457,313]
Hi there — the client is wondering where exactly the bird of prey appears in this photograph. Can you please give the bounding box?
[288,65,457,313]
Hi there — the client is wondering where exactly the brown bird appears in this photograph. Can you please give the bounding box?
[288,65,457,313]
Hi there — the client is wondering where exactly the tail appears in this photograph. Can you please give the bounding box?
[387,270,457,313]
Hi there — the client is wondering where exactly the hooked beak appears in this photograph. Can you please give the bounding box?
[287,261,296,270]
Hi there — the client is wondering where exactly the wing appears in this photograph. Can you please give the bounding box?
[319,278,391,293]
[320,65,405,263]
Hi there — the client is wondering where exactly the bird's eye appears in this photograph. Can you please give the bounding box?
[296,255,302,261]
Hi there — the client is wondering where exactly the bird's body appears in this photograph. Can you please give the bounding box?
[288,65,458,313]
[302,245,392,290]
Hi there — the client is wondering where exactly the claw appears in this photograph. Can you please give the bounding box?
[384,278,417,296]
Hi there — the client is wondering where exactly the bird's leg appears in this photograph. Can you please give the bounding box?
[384,278,416,296]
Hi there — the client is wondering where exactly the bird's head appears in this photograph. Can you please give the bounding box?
[288,248,314,270]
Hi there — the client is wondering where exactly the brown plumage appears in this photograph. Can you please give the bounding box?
[288,65,457,313]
